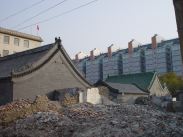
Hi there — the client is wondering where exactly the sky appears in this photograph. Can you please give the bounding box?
[0,0,178,58]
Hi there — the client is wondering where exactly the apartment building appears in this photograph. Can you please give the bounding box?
[74,35,183,84]
[0,27,43,57]
[85,48,104,84]
[171,39,183,75]
[103,45,123,80]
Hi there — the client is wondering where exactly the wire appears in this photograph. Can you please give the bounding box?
[13,0,69,29]
[0,0,46,23]
[17,0,99,31]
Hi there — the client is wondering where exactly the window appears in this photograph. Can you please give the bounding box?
[14,38,20,46]
[24,40,29,48]
[4,35,10,44]
[3,50,9,56]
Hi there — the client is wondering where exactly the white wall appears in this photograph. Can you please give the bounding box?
[0,33,42,56]
[86,88,102,104]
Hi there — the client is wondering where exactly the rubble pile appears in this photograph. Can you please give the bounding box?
[64,103,104,122]
[61,93,79,106]
[0,99,32,124]
[0,103,183,137]
[0,96,58,124]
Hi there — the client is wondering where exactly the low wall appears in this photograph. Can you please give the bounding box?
[119,94,148,104]
[47,88,83,106]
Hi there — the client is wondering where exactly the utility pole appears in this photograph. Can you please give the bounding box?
[173,0,183,63]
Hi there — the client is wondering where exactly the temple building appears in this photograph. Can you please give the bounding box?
[0,38,91,105]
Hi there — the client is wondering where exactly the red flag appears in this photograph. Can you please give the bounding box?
[37,25,39,31]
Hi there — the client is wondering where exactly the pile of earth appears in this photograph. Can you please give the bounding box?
[0,102,183,137]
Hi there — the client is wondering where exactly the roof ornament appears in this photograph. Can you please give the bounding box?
[55,37,62,49]
[55,37,58,43]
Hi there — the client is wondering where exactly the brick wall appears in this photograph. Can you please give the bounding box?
[47,88,80,106]
[13,52,88,101]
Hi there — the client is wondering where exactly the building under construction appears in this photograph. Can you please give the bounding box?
[74,35,183,84]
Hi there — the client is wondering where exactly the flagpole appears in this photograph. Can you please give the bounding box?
[36,25,39,36]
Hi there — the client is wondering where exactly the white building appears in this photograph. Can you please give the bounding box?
[0,27,43,57]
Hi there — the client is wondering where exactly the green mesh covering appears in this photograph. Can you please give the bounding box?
[105,72,156,92]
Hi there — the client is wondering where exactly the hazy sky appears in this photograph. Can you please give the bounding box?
[0,0,178,58]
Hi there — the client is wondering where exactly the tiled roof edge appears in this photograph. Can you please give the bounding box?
[148,72,157,90]
[131,83,149,93]
[0,43,54,62]
[60,45,92,87]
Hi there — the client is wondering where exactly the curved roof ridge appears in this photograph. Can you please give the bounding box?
[7,40,92,87]
[60,45,92,86]
[0,43,55,78]
[0,43,54,62]
[12,43,58,76]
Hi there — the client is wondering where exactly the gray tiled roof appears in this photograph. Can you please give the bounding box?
[0,44,53,78]
[105,82,148,94]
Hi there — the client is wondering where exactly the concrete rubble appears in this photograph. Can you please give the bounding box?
[0,96,58,124]
[0,100,183,137]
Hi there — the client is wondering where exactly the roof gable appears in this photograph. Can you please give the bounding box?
[105,72,156,91]
[0,38,91,87]
[0,44,53,78]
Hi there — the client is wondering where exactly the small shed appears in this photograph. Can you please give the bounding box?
[105,72,170,96]
[96,81,148,104]
[96,72,170,104]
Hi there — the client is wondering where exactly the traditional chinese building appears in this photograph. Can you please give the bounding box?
[0,38,91,105]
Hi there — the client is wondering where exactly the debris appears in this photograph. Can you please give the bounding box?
[0,102,183,137]
[0,95,58,124]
